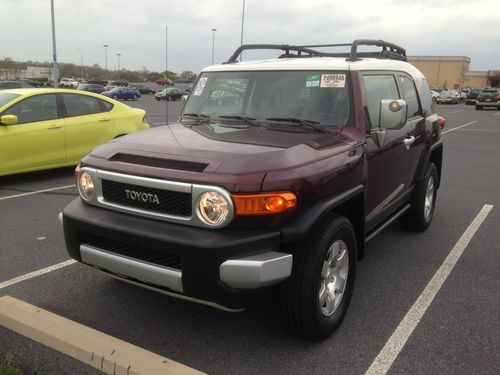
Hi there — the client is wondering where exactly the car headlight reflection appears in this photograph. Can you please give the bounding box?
[198,191,230,226]
[78,171,95,200]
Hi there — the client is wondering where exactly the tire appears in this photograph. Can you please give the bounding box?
[280,214,357,340]
[133,94,138,100]
[400,163,438,231]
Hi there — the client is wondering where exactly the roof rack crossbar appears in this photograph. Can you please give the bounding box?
[224,39,407,64]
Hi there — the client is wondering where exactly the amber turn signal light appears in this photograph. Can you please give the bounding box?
[74,163,81,184]
[232,192,297,215]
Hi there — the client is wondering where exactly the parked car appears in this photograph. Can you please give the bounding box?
[475,88,500,110]
[0,81,34,90]
[102,87,141,100]
[77,83,106,94]
[109,80,129,87]
[87,78,107,86]
[0,88,149,176]
[155,78,174,86]
[59,78,79,88]
[61,39,444,340]
[465,89,480,105]
[155,87,184,101]
[20,79,43,88]
[436,91,458,104]
[131,84,155,94]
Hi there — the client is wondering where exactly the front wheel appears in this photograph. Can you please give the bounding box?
[280,214,356,340]
[400,163,438,231]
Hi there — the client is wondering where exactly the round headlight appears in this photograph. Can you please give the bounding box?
[198,191,230,226]
[78,171,95,200]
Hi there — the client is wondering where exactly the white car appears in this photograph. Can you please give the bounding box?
[59,78,78,88]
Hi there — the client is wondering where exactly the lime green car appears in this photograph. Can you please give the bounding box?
[0,88,149,176]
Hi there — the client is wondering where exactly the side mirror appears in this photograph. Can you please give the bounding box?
[0,115,19,125]
[379,99,407,130]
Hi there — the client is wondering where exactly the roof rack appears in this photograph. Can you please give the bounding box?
[224,39,407,63]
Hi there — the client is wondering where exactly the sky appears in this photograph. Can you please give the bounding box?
[1,0,499,74]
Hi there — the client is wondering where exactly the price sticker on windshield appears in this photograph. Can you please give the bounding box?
[193,77,208,96]
[320,74,346,88]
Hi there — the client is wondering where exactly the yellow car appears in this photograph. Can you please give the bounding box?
[0,88,149,176]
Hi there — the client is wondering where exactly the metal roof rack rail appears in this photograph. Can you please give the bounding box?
[224,39,407,63]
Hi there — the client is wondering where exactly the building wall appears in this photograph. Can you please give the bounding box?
[464,72,489,89]
[408,57,471,89]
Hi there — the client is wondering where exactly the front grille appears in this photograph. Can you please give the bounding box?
[81,232,182,270]
[101,179,192,217]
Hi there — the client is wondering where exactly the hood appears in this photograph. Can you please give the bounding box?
[82,122,358,191]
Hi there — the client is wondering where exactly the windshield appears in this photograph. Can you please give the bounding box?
[0,93,20,108]
[183,71,352,127]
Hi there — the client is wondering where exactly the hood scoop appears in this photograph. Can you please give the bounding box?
[109,153,209,173]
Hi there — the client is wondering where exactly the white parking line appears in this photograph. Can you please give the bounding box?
[442,121,477,134]
[365,204,493,375]
[0,184,75,201]
[443,109,464,114]
[0,260,76,290]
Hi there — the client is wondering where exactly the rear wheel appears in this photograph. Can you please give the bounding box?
[400,163,438,231]
[280,214,356,340]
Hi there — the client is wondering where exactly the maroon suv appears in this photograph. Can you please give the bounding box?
[62,40,444,340]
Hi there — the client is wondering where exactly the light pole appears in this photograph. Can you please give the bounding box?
[211,28,217,65]
[240,0,245,46]
[116,53,121,71]
[50,0,58,88]
[77,49,83,79]
[103,44,109,79]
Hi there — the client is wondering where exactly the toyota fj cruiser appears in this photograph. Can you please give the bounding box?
[61,40,444,340]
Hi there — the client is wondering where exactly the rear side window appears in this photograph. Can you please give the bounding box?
[414,78,434,114]
[99,99,114,112]
[62,94,101,117]
[3,94,58,124]
[399,75,421,118]
[363,75,399,128]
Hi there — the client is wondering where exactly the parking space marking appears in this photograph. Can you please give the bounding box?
[442,121,477,134]
[443,109,464,114]
[0,296,205,375]
[0,260,76,290]
[0,184,75,201]
[366,204,493,375]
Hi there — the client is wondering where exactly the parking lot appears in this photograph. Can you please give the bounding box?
[1,97,499,374]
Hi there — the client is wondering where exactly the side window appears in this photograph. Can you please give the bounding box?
[4,94,58,124]
[363,74,399,128]
[62,94,101,117]
[399,75,421,118]
[98,99,114,112]
[414,78,434,114]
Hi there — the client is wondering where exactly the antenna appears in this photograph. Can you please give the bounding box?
[165,25,169,126]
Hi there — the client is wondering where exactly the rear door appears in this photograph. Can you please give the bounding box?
[0,93,65,174]
[61,93,114,163]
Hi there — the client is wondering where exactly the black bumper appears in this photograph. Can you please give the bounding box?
[62,198,281,308]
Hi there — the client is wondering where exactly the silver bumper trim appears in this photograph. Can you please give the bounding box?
[220,252,293,289]
[80,244,183,293]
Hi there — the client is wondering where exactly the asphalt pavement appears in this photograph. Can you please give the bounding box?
[1,98,499,374]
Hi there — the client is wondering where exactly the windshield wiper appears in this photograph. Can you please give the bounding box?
[181,113,212,124]
[265,117,330,133]
[217,115,260,127]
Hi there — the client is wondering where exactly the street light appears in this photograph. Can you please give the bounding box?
[50,0,58,88]
[116,53,121,72]
[211,28,217,65]
[77,49,83,79]
[103,44,109,79]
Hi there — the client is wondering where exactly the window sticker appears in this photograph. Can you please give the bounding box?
[193,77,208,96]
[306,74,321,88]
[320,74,346,88]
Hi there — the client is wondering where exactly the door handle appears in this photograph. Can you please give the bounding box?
[47,125,62,130]
[99,118,111,122]
[403,136,415,150]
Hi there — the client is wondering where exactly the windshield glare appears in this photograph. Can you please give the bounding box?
[0,93,20,108]
[183,71,351,127]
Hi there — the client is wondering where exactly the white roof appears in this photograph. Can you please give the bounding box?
[203,57,425,79]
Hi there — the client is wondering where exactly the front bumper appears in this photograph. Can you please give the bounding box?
[476,100,500,107]
[62,198,291,309]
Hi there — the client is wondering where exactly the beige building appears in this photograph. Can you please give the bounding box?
[408,56,499,89]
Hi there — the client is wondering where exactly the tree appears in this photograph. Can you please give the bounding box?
[180,70,197,82]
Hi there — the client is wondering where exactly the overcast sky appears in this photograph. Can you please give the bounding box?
[1,0,499,74]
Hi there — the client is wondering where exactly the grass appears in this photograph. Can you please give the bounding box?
[0,358,23,375]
